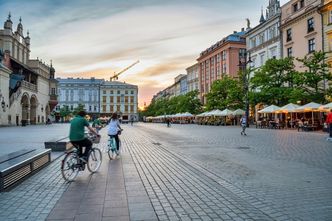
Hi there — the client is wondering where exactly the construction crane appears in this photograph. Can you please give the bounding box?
[110,60,140,81]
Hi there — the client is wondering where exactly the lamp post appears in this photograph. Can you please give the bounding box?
[238,51,252,127]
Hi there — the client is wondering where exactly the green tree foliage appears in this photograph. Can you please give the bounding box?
[251,52,332,106]
[72,103,86,116]
[205,76,244,110]
[250,57,297,106]
[296,51,332,103]
[142,90,202,116]
[59,105,71,118]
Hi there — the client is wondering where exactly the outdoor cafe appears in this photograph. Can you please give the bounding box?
[256,102,332,132]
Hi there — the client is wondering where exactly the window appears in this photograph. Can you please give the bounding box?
[300,0,304,8]
[130,96,134,103]
[125,90,128,94]
[260,53,265,66]
[131,90,134,94]
[102,96,106,103]
[94,106,97,111]
[117,96,121,103]
[125,96,128,103]
[287,47,293,57]
[110,90,113,94]
[125,105,128,112]
[286,29,292,42]
[110,96,114,103]
[110,105,114,112]
[103,90,106,94]
[102,105,106,112]
[308,38,315,53]
[116,105,120,112]
[51,88,56,95]
[70,105,73,111]
[307,18,314,33]
[293,3,298,12]
[130,105,134,113]
[89,106,92,111]
[117,90,120,94]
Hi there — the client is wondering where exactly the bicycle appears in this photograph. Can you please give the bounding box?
[61,133,102,182]
[107,129,123,160]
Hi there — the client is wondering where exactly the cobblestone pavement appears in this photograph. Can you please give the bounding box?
[132,123,332,221]
[1,123,331,220]
[0,157,70,221]
[0,124,70,155]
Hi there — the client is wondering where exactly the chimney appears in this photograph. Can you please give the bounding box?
[241,28,245,32]
[233,31,237,34]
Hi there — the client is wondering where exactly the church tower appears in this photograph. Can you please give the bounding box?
[3,12,12,31]
[16,17,23,36]
[266,0,281,20]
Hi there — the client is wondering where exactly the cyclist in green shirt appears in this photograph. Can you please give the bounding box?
[69,111,100,162]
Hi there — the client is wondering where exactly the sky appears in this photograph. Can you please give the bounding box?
[0,0,289,108]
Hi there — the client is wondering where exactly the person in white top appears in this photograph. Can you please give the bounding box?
[107,113,122,153]
[240,114,247,136]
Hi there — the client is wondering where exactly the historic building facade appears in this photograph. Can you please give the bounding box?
[100,80,138,122]
[0,14,58,126]
[197,29,247,104]
[57,78,138,122]
[245,0,282,70]
[56,77,102,115]
[281,0,323,70]
[186,63,199,93]
[320,0,332,69]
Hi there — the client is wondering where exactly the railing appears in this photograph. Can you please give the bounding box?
[21,81,37,92]
[49,94,58,101]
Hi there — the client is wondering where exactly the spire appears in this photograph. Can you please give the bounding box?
[17,16,23,36]
[4,12,13,30]
[259,7,265,23]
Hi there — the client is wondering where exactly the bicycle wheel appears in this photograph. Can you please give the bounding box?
[61,152,80,182]
[107,138,116,160]
[87,148,102,172]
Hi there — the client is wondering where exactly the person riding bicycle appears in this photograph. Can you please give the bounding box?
[107,113,122,155]
[69,110,100,162]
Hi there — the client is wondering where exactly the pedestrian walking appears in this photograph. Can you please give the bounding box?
[326,109,332,141]
[166,118,171,127]
[240,114,247,136]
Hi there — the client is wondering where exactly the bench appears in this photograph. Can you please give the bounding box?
[0,148,51,191]
[44,137,70,152]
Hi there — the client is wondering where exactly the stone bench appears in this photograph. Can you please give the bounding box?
[0,148,51,191]
[44,137,70,152]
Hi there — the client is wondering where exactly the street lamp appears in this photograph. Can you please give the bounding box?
[238,51,252,127]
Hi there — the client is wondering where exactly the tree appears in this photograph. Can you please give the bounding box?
[59,105,71,122]
[250,57,298,106]
[296,51,332,103]
[72,104,85,116]
[205,76,244,110]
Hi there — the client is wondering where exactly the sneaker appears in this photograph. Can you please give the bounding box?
[116,150,120,156]
[241,132,243,135]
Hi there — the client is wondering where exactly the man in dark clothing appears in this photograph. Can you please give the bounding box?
[69,111,100,161]
[326,109,332,140]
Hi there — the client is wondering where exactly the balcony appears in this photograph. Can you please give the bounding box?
[21,80,37,92]
[49,94,58,101]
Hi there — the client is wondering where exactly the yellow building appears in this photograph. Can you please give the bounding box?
[320,0,332,67]
[100,81,138,122]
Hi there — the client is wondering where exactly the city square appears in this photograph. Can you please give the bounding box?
[1,0,332,220]
[0,123,331,220]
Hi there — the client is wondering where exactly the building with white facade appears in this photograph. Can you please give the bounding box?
[56,78,102,116]
[186,63,199,93]
[245,0,282,70]
[57,78,138,122]
[0,14,58,126]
